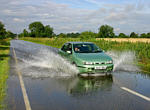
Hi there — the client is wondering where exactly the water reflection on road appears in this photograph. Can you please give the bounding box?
[68,75,113,96]
[7,70,150,110]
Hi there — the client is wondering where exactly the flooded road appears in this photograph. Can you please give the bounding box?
[7,40,150,110]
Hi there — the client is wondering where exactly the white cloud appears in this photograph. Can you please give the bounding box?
[124,4,135,12]
[105,12,127,22]
[13,18,25,22]
[84,0,100,5]
[3,9,14,15]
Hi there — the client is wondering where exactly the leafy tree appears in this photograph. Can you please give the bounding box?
[146,33,150,38]
[66,33,80,38]
[27,22,55,37]
[29,21,44,37]
[130,32,138,38]
[140,33,147,38]
[98,25,115,38]
[58,33,67,38]
[23,29,29,37]
[0,21,7,39]
[42,25,54,38]
[118,33,129,38]
[18,33,24,38]
[79,31,97,39]
[6,31,16,38]
[0,22,16,39]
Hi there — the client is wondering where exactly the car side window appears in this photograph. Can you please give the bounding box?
[67,44,72,51]
[61,44,68,52]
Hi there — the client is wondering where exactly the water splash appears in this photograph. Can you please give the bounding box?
[11,40,78,78]
[106,51,140,72]
[20,49,78,77]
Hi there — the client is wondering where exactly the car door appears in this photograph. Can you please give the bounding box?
[59,43,72,60]
[65,43,73,62]
[59,43,68,56]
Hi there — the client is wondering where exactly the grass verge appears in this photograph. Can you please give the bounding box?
[0,39,10,109]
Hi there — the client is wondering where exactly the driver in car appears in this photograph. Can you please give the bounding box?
[75,47,80,52]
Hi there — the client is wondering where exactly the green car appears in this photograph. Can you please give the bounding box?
[58,42,113,75]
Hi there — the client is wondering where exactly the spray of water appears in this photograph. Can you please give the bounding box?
[106,51,140,72]
[23,49,79,78]
[11,40,78,78]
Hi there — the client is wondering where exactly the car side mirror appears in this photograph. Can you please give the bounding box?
[66,50,71,54]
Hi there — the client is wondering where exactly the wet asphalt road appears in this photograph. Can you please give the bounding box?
[6,40,150,110]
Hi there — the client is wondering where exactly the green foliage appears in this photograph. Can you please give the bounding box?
[42,25,54,38]
[1,20,150,39]
[0,21,16,39]
[98,25,115,38]
[0,39,9,109]
[66,33,80,38]
[22,29,29,37]
[79,31,97,40]
[57,33,67,38]
[0,21,7,39]
[20,21,54,38]
[118,33,129,38]
[18,21,150,38]
[140,33,147,38]
[29,21,45,37]
[5,31,16,39]
[18,33,24,38]
[147,33,150,38]
[130,32,139,38]
[140,33,150,38]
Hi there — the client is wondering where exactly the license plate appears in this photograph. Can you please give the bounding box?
[95,66,106,70]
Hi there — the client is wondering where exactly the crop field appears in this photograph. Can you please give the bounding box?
[0,39,10,109]
[21,37,150,73]
[96,38,150,43]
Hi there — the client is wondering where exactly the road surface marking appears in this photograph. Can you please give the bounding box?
[121,87,150,102]
[12,48,32,110]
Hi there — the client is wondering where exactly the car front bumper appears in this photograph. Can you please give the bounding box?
[77,64,114,74]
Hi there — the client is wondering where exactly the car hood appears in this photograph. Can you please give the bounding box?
[74,52,112,62]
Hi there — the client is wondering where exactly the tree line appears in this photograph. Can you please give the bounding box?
[0,21,150,39]
[19,22,55,38]
[0,21,16,39]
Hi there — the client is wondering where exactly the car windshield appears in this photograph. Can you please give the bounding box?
[73,43,102,53]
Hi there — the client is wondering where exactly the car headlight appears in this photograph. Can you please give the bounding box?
[106,60,113,64]
[83,62,94,65]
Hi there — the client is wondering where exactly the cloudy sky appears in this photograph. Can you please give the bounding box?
[0,0,150,34]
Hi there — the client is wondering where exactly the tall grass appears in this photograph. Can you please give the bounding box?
[0,39,10,109]
[22,37,150,73]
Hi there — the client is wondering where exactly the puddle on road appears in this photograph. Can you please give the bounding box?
[7,71,150,110]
